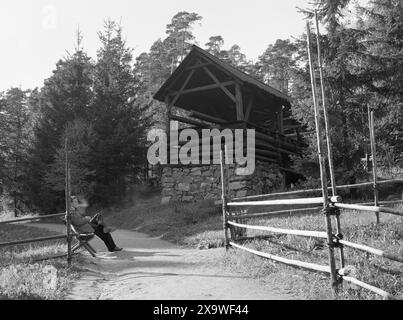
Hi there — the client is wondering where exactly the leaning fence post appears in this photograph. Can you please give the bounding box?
[306,22,339,297]
[314,10,345,270]
[220,146,230,250]
[368,106,380,224]
[65,137,72,266]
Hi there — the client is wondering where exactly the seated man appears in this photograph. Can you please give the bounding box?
[70,195,122,252]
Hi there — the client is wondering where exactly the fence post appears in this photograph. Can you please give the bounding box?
[226,151,238,241]
[314,10,345,270]
[306,22,339,297]
[368,106,380,224]
[65,138,72,266]
[220,146,230,250]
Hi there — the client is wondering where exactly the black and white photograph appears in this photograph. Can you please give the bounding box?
[0,0,402,306]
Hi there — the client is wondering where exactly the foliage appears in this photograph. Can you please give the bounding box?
[256,39,298,93]
[88,20,150,205]
[134,12,202,130]
[22,21,151,212]
[44,119,96,198]
[1,5,402,213]
[0,88,34,215]
[274,0,403,183]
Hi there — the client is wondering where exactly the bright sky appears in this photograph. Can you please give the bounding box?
[0,0,364,92]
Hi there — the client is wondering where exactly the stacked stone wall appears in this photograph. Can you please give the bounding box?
[161,161,285,204]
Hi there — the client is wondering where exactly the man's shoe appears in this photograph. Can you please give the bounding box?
[112,247,123,252]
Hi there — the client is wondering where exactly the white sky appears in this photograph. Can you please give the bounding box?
[0,0,366,91]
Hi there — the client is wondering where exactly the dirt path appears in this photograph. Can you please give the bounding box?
[32,223,295,300]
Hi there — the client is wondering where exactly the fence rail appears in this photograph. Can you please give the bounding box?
[230,200,403,221]
[228,196,341,207]
[0,137,75,265]
[230,207,324,220]
[230,242,402,300]
[338,239,403,263]
[0,213,66,225]
[232,179,403,202]
[229,242,330,274]
[340,275,401,300]
[228,221,327,239]
[0,234,66,248]
[229,220,403,264]
[334,203,403,217]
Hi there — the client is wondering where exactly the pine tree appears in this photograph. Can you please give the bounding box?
[134,12,203,131]
[205,36,225,58]
[357,0,403,170]
[288,0,374,184]
[257,39,297,94]
[44,119,96,198]
[89,20,149,204]
[0,88,33,216]
[26,35,94,213]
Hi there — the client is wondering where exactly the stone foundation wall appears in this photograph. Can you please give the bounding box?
[161,161,285,204]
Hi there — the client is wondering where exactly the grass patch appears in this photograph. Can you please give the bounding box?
[0,224,81,300]
[102,196,223,248]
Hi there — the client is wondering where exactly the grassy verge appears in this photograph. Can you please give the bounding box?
[103,196,224,249]
[0,223,81,300]
[106,197,402,300]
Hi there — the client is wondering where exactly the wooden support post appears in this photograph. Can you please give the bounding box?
[368,106,380,224]
[65,138,72,267]
[279,107,284,134]
[315,10,345,269]
[220,146,230,250]
[244,95,254,122]
[235,83,244,120]
[307,22,339,297]
[165,96,172,135]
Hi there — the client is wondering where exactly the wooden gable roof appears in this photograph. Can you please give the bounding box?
[153,45,293,130]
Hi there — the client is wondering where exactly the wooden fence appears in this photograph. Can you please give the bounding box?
[219,12,402,300]
[0,138,74,265]
[0,212,73,263]
[221,152,403,299]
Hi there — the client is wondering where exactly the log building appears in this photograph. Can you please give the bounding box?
[153,45,303,204]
